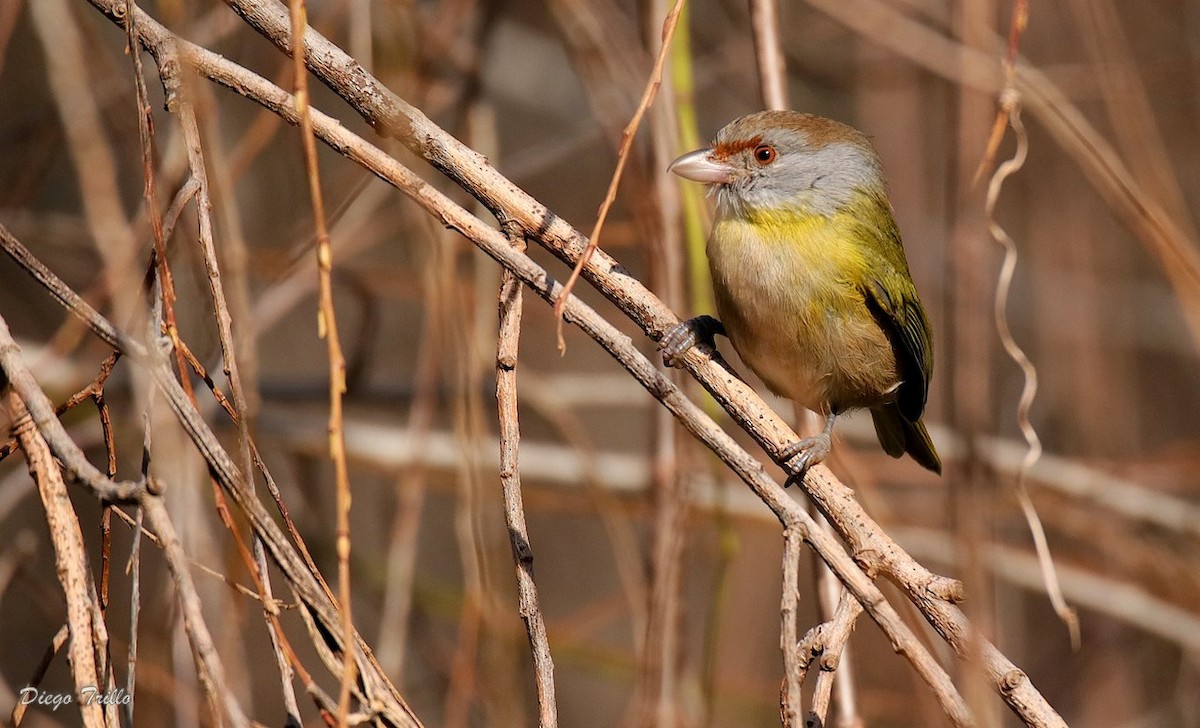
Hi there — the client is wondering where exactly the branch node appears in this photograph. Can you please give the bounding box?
[796,623,825,662]
[851,548,882,578]
[1001,669,1027,694]
[146,476,166,496]
[817,651,840,672]
[154,42,184,112]
[926,575,966,603]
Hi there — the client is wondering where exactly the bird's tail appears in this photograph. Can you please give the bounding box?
[870,404,942,475]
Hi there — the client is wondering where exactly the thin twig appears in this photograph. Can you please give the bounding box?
[749,0,788,111]
[93,351,118,675]
[159,23,259,511]
[779,526,803,727]
[804,593,865,728]
[10,624,69,727]
[497,224,559,726]
[158,39,305,716]
[5,391,110,728]
[124,506,143,727]
[123,0,196,424]
[552,0,686,352]
[285,1,358,720]
[141,495,251,728]
[0,322,143,503]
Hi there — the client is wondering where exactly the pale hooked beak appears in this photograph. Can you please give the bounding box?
[667,148,735,184]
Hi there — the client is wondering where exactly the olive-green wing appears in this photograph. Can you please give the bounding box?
[852,191,934,423]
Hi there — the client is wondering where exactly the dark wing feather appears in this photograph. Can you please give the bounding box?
[862,280,931,421]
[852,191,934,422]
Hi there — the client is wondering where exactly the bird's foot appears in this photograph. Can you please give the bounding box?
[780,413,838,487]
[660,315,725,367]
[780,434,832,487]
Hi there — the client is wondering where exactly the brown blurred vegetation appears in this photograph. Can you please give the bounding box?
[1,0,1199,726]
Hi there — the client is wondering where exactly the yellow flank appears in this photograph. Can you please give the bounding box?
[706,198,899,413]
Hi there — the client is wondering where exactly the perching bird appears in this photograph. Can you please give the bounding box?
[662,110,941,482]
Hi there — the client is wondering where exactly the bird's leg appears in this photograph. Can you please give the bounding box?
[781,412,837,488]
[659,315,726,367]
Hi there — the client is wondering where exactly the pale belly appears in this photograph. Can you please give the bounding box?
[708,222,900,414]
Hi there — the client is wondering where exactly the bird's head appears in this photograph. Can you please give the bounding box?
[668,110,887,219]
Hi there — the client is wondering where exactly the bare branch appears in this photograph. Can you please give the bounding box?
[497,224,559,726]
[779,527,803,726]
[282,2,358,718]
[0,316,143,503]
[749,0,788,110]
[5,392,112,728]
[140,496,250,728]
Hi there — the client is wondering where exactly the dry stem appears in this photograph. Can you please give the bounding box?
[552,0,686,351]
[285,1,358,721]
[497,225,559,726]
[5,390,112,728]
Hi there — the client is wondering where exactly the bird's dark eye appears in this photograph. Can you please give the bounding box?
[753,144,776,164]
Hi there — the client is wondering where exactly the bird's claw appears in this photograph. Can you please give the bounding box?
[780,433,832,488]
[660,315,724,367]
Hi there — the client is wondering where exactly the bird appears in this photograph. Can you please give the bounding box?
[662,110,941,483]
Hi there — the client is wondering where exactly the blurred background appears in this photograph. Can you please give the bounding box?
[0,0,1198,725]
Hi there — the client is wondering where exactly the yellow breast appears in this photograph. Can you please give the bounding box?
[706,208,899,412]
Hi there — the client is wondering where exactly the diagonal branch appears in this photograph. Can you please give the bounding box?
[5,390,113,728]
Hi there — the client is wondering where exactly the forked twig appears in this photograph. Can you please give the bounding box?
[804,592,864,728]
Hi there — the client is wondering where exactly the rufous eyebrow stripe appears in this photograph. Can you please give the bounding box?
[711,135,763,159]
